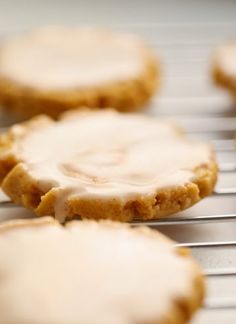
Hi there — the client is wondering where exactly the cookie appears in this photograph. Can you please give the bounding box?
[0,26,158,119]
[212,40,236,97]
[0,217,204,324]
[0,110,217,222]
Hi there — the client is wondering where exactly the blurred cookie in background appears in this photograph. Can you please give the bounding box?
[212,40,236,100]
[0,26,159,119]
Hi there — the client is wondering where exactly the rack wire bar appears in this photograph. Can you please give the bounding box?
[214,188,236,195]
[0,13,235,321]
[204,298,236,310]
[219,162,236,172]
[205,268,236,277]
[187,128,236,135]
[132,214,236,226]
[0,200,17,208]
[178,241,236,248]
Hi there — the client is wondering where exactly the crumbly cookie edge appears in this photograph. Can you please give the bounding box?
[0,112,218,222]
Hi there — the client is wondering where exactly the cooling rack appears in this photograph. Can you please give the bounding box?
[0,104,235,323]
[132,113,236,315]
[0,1,236,321]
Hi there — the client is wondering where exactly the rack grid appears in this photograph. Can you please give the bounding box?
[0,114,235,317]
[0,9,236,322]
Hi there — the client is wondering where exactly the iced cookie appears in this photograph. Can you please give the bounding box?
[0,110,217,222]
[213,40,236,98]
[0,217,204,324]
[0,26,158,119]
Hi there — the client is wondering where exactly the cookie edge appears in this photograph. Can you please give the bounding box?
[0,111,218,222]
[212,45,236,97]
[0,29,159,119]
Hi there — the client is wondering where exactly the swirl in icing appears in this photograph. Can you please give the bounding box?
[9,110,213,221]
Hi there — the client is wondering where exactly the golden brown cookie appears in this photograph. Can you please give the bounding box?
[212,40,236,98]
[0,216,204,324]
[0,26,158,119]
[0,110,217,222]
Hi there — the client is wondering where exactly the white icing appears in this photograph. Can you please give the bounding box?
[216,42,236,76]
[12,111,212,221]
[0,220,197,324]
[0,26,148,89]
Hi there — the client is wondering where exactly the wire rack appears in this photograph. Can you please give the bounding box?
[132,119,236,313]
[0,6,236,322]
[0,111,235,322]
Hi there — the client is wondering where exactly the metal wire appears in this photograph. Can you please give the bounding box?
[0,116,235,313]
[204,299,236,310]
[205,268,236,277]
[133,214,236,226]
[178,241,236,248]
[0,201,17,208]
[214,188,236,195]
[219,162,236,172]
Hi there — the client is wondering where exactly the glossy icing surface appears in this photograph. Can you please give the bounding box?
[0,219,197,324]
[10,111,212,220]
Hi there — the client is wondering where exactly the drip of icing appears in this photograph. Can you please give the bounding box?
[13,111,212,221]
[0,220,199,324]
[0,27,148,89]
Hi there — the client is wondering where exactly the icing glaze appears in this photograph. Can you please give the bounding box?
[0,219,198,323]
[0,26,149,89]
[11,110,212,221]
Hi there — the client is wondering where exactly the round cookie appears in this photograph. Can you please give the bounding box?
[0,26,158,119]
[212,40,236,98]
[0,110,217,222]
[0,217,204,324]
